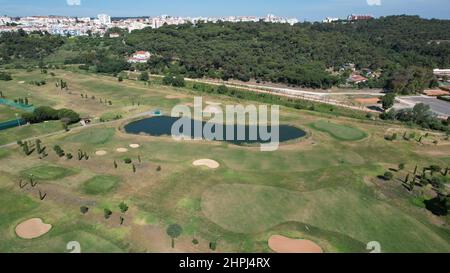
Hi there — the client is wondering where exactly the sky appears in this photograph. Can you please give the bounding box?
[0,0,449,22]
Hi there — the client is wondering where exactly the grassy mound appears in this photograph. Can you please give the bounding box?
[201,184,449,252]
[81,175,121,195]
[310,120,367,141]
[21,165,78,180]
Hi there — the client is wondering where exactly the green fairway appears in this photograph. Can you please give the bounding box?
[20,165,78,180]
[81,175,121,195]
[201,184,450,252]
[0,121,62,145]
[0,189,39,228]
[64,128,115,145]
[310,120,367,141]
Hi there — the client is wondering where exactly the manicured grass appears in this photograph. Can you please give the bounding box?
[21,165,78,180]
[310,120,367,141]
[81,175,121,195]
[0,121,62,145]
[64,128,115,145]
[0,189,38,228]
[0,105,25,121]
[201,184,450,252]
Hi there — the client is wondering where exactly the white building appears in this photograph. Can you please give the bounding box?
[0,16,12,26]
[97,14,111,25]
[128,51,151,63]
[433,69,450,77]
[323,17,339,23]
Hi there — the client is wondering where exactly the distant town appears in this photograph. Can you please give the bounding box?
[0,13,375,36]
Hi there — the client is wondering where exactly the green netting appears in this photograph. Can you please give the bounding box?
[0,119,26,131]
[0,98,35,112]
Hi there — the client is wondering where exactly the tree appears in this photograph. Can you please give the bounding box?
[119,202,129,213]
[430,165,442,175]
[124,158,132,164]
[383,171,394,181]
[80,206,89,214]
[139,71,149,82]
[104,208,112,219]
[381,93,396,111]
[398,163,405,170]
[0,72,12,81]
[166,224,183,248]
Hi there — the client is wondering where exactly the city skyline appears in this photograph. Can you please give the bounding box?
[0,0,450,22]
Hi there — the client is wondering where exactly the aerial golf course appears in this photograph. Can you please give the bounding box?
[0,68,449,253]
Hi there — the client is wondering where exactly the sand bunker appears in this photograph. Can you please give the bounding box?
[18,81,25,84]
[95,150,107,156]
[129,144,140,149]
[116,148,129,153]
[355,98,380,104]
[268,235,323,253]
[193,159,220,169]
[15,218,52,239]
[203,106,222,114]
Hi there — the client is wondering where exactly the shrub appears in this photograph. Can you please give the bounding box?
[119,202,129,213]
[123,158,132,164]
[0,72,12,81]
[104,209,112,219]
[80,206,89,214]
[383,171,394,181]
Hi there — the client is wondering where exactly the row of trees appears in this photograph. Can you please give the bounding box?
[380,103,449,132]
[22,106,80,125]
[3,16,449,91]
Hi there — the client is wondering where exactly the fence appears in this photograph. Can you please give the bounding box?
[0,119,26,131]
[0,98,35,112]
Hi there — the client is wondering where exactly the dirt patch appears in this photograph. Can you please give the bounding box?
[95,150,107,156]
[423,89,449,96]
[116,148,129,153]
[193,159,220,169]
[129,144,140,149]
[268,235,323,253]
[355,98,380,104]
[165,95,184,99]
[15,218,52,239]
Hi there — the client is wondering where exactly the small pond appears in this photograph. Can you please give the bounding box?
[124,116,306,145]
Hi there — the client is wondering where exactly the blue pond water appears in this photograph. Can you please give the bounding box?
[124,116,306,145]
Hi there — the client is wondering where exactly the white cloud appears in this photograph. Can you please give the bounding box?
[367,0,382,6]
[66,0,81,6]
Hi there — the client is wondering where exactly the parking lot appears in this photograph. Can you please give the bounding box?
[395,96,450,117]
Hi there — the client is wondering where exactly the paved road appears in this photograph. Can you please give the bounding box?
[396,96,450,117]
[151,74,381,113]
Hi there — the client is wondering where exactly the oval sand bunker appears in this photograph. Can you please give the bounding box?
[95,150,107,156]
[116,148,128,153]
[129,144,140,149]
[193,159,220,169]
[268,235,323,253]
[15,218,52,239]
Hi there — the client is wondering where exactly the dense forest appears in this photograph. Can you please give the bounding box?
[1,15,450,92]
